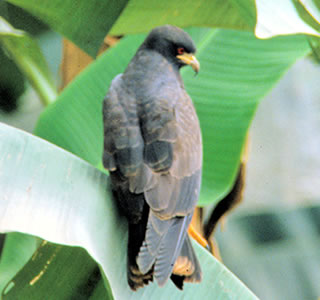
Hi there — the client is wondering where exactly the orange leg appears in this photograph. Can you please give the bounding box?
[188,223,210,251]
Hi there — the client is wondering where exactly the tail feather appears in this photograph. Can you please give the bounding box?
[137,214,173,274]
[154,216,190,286]
[176,235,202,283]
[170,235,202,289]
[137,212,192,286]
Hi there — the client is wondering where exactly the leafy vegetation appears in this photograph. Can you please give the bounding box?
[1,0,320,299]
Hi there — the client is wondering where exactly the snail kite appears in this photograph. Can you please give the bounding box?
[102,25,202,290]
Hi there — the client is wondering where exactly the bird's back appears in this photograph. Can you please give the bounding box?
[102,25,202,290]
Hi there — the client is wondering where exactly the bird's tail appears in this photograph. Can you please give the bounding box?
[137,211,201,287]
[171,234,202,288]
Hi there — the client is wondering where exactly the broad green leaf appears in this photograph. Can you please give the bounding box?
[0,17,56,105]
[229,0,256,28]
[6,0,254,56]
[3,243,109,300]
[5,0,129,57]
[0,122,258,299]
[109,0,251,35]
[300,0,320,24]
[35,28,310,206]
[0,48,25,108]
[293,0,320,33]
[0,233,38,293]
[0,2,9,22]
[34,34,145,166]
[182,29,310,204]
[91,279,112,300]
[255,0,320,38]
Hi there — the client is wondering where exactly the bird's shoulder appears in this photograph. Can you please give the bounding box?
[123,50,182,96]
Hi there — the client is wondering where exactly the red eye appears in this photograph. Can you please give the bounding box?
[177,47,185,55]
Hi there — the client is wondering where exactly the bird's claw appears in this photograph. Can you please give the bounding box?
[128,264,153,291]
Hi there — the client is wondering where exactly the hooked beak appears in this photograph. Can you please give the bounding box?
[176,53,200,73]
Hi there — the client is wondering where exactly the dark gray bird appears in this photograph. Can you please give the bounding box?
[102,25,202,290]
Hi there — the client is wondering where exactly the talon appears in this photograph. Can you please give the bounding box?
[130,265,142,275]
[128,264,154,291]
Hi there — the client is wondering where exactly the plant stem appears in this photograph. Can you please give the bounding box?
[0,17,57,107]
[3,40,57,107]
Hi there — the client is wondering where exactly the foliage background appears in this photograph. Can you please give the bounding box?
[1,0,320,299]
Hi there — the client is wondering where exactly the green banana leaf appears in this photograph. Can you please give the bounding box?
[0,233,38,293]
[34,28,310,205]
[255,0,320,38]
[2,243,109,300]
[0,122,258,299]
[5,0,252,56]
[6,0,320,58]
[0,1,316,299]
[5,0,129,57]
[0,17,56,105]
[109,0,251,35]
[229,0,256,28]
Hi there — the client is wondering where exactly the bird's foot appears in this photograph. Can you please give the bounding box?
[128,264,153,291]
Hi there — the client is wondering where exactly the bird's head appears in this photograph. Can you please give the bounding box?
[142,25,200,73]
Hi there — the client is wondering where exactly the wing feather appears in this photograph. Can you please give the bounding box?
[103,62,202,287]
[102,74,144,177]
[137,90,202,284]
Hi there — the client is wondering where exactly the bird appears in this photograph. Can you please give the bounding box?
[102,25,202,291]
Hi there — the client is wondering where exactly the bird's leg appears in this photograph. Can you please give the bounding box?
[187,207,211,252]
[188,223,210,251]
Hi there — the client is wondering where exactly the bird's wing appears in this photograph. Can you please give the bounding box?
[103,74,150,184]
[137,90,202,285]
[139,91,178,174]
[103,73,202,286]
[143,90,202,217]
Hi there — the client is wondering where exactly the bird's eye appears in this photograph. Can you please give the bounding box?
[177,47,185,55]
